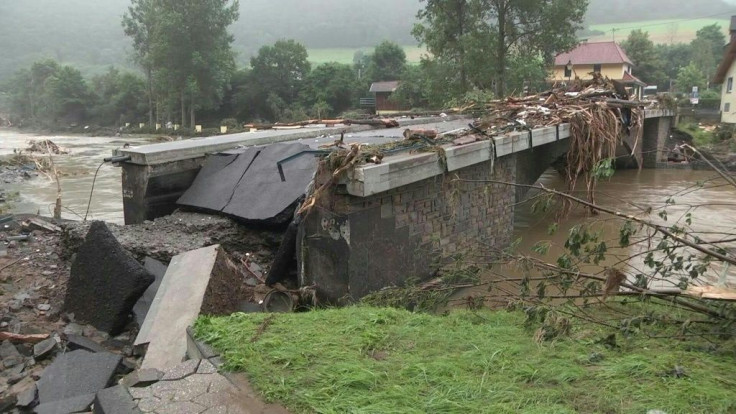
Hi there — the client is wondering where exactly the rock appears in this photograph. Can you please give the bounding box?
[0,394,16,412]
[36,349,122,404]
[121,368,163,388]
[0,340,20,359]
[3,355,23,368]
[63,221,154,335]
[93,385,140,414]
[136,245,244,370]
[35,393,95,414]
[197,359,217,374]
[16,383,37,408]
[63,322,84,336]
[132,257,168,327]
[33,337,57,360]
[66,334,107,353]
[8,300,22,312]
[7,370,28,385]
[37,303,51,311]
[161,359,201,381]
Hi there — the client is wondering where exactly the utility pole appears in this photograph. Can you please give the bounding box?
[611,28,618,42]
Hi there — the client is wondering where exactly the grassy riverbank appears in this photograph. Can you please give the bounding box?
[195,305,736,414]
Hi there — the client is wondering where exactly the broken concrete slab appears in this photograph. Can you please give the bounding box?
[177,148,260,213]
[132,257,168,327]
[161,359,200,381]
[66,334,107,353]
[35,393,95,414]
[63,221,155,335]
[36,349,122,404]
[122,368,163,388]
[15,383,37,408]
[93,385,140,414]
[177,143,317,224]
[223,143,315,223]
[136,245,244,370]
[33,337,57,360]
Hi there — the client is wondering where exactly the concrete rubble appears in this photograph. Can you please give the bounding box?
[136,245,245,370]
[63,221,155,335]
[1,196,295,412]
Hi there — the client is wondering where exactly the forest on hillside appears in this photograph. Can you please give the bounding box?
[1,0,735,81]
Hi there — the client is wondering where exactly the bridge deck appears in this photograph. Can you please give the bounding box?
[346,108,675,197]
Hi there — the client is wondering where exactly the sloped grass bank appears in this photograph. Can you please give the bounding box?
[195,306,736,414]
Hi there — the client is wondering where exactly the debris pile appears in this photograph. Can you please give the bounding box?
[0,211,301,412]
[25,140,68,155]
[302,74,652,214]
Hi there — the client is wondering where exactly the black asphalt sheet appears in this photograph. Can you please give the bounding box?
[177,142,316,221]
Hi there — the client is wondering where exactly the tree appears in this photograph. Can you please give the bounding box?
[1,60,93,125]
[392,65,430,109]
[123,0,239,128]
[414,0,586,99]
[484,0,587,97]
[413,0,490,96]
[366,41,407,82]
[620,30,666,86]
[90,67,147,125]
[676,62,706,94]
[249,39,311,120]
[251,40,310,103]
[302,63,358,117]
[122,0,158,126]
[691,24,726,88]
[655,43,691,91]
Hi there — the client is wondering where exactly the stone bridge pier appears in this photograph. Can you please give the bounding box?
[299,110,676,303]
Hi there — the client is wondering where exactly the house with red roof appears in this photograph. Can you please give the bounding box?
[713,16,736,123]
[551,41,646,98]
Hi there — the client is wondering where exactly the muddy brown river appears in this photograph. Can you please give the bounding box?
[1,129,152,223]
[2,129,735,288]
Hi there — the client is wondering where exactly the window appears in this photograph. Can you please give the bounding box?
[728,77,733,93]
[593,64,602,73]
[725,103,731,112]
[564,67,572,78]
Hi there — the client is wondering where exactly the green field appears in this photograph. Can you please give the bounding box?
[307,45,425,65]
[588,18,730,44]
[196,305,736,414]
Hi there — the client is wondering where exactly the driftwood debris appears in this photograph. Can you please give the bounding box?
[0,332,50,344]
[244,118,400,131]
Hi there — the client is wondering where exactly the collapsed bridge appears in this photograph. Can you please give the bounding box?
[114,106,675,303]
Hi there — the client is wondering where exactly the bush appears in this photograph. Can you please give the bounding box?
[220,118,239,129]
[678,123,717,146]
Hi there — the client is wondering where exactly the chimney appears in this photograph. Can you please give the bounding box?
[731,15,736,42]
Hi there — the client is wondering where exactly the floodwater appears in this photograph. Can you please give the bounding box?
[455,167,736,304]
[0,129,152,223]
[2,129,735,290]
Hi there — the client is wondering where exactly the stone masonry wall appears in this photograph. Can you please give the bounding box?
[299,155,517,303]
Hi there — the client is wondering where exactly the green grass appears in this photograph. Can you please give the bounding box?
[195,305,736,414]
[307,46,425,65]
[587,18,730,44]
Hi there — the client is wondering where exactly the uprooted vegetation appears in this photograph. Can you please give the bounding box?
[195,305,736,414]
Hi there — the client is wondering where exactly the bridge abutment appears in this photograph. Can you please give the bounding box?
[299,156,516,303]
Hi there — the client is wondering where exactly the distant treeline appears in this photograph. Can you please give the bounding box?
[0,0,733,82]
